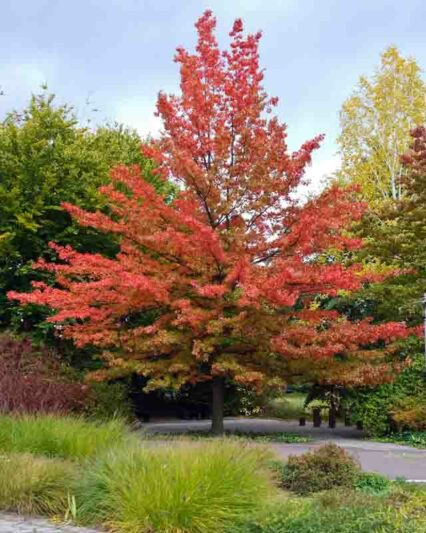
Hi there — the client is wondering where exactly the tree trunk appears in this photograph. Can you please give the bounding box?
[211,376,225,435]
[328,408,336,428]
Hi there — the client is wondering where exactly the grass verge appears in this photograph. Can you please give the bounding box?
[148,430,311,443]
[234,484,426,532]
[371,431,426,449]
[0,452,76,516]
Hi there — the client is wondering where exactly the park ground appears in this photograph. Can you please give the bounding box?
[0,414,425,532]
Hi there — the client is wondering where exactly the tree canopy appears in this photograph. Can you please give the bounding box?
[9,12,419,433]
[0,90,171,330]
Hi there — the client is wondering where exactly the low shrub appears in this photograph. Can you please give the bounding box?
[354,472,391,495]
[224,383,267,417]
[0,453,74,515]
[76,441,275,532]
[0,414,131,460]
[85,381,134,421]
[374,431,426,448]
[236,488,425,533]
[281,444,360,495]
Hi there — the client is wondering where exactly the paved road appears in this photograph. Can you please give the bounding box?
[141,417,426,481]
[0,514,100,533]
[270,442,426,481]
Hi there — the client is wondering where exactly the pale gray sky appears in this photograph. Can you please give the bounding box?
[1,1,425,192]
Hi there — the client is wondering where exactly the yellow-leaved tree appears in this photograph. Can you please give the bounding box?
[338,46,426,205]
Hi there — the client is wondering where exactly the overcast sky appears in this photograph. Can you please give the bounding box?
[1,0,425,191]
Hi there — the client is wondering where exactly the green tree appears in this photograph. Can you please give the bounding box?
[338,46,426,205]
[0,90,169,331]
[329,53,426,434]
[351,127,426,323]
[336,48,426,322]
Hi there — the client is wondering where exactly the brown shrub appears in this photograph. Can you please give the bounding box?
[0,334,87,414]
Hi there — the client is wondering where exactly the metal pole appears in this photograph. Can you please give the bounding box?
[424,293,426,367]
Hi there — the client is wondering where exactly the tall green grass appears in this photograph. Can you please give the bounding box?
[76,441,276,533]
[0,453,75,515]
[0,414,131,460]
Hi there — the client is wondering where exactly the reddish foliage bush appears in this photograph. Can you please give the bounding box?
[0,334,88,414]
[391,397,426,431]
[281,443,361,494]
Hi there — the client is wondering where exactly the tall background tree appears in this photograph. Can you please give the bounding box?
[338,46,426,205]
[0,89,172,336]
[336,46,426,321]
[9,12,417,434]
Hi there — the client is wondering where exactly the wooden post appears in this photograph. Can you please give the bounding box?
[328,408,336,428]
[313,407,322,427]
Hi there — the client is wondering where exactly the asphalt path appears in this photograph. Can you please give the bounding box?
[141,417,426,481]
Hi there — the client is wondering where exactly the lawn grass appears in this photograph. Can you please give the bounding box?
[0,414,132,460]
[150,430,312,443]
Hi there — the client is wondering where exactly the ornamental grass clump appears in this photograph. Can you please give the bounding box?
[76,440,276,533]
[0,453,75,515]
[281,443,361,495]
[0,414,131,460]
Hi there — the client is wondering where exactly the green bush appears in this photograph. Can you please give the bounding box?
[76,441,275,533]
[344,354,425,436]
[281,444,360,495]
[0,414,131,460]
[0,453,74,515]
[355,472,391,495]
[86,381,134,421]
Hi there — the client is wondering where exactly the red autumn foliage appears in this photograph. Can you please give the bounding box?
[8,12,419,427]
[0,334,87,414]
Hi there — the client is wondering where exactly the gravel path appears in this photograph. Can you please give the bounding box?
[0,515,100,533]
[141,417,426,481]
